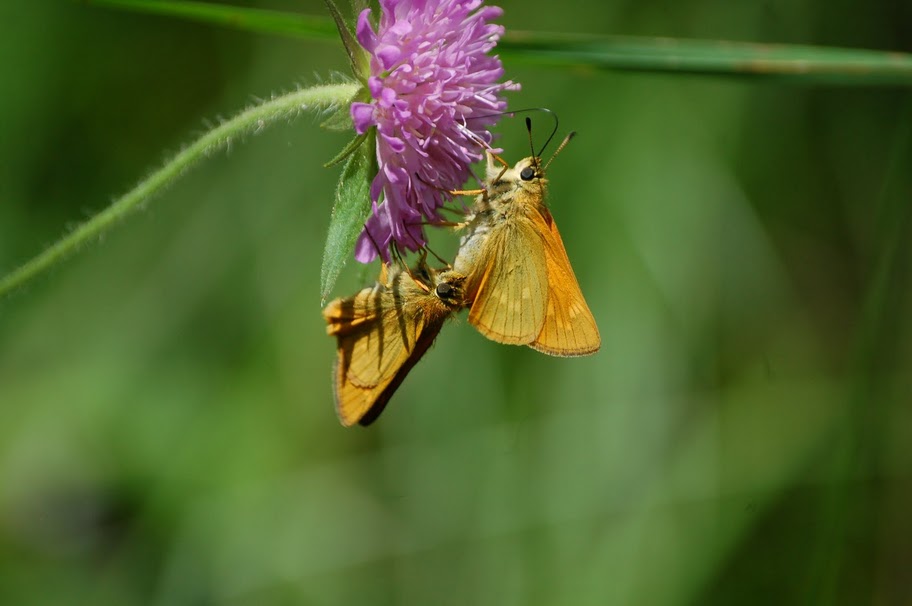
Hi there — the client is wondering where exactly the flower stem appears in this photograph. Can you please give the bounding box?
[0,82,360,299]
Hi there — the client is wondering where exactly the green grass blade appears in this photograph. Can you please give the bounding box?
[499,33,912,85]
[86,1,912,85]
[86,0,337,39]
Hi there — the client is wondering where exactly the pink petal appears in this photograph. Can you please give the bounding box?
[350,103,376,134]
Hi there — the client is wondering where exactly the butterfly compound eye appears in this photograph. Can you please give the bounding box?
[520,167,536,181]
[435,283,452,297]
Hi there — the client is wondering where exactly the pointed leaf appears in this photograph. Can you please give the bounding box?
[320,104,357,133]
[324,132,369,168]
[323,0,370,81]
[321,134,376,301]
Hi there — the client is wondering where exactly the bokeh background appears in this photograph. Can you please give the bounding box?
[2,1,911,604]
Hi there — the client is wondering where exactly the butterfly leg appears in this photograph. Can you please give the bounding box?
[397,245,433,293]
[485,149,511,183]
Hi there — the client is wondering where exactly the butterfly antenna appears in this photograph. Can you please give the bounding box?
[533,111,560,158]
[455,122,490,149]
[389,241,404,267]
[467,107,558,140]
[463,107,559,162]
[525,117,536,159]
[411,249,434,292]
[392,242,431,293]
[543,131,576,172]
[423,244,451,268]
[455,123,510,177]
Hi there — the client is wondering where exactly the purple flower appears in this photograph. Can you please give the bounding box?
[350,0,519,262]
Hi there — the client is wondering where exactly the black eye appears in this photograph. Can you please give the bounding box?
[436,283,452,297]
[520,167,536,181]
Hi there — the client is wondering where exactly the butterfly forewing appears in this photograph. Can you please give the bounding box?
[324,265,464,426]
[342,302,423,389]
[529,205,600,356]
[325,281,414,425]
[457,151,600,356]
[352,315,447,426]
[466,217,549,344]
[323,285,385,336]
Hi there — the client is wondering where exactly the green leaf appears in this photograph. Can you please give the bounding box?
[349,0,369,16]
[320,103,356,133]
[324,132,369,168]
[321,133,376,302]
[323,0,370,81]
[86,0,338,39]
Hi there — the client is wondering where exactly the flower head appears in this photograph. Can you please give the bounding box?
[351,0,518,262]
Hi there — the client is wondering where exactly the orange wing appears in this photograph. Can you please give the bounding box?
[465,218,549,345]
[348,315,447,426]
[334,306,438,426]
[457,150,599,356]
[324,267,460,426]
[324,284,421,426]
[528,206,600,356]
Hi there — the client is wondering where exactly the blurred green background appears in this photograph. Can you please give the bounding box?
[2,1,911,604]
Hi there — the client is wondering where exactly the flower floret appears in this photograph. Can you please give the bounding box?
[350,0,518,262]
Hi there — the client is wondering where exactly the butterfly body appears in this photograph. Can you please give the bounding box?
[324,262,466,426]
[455,153,600,357]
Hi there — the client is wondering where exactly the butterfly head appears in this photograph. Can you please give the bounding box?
[485,154,547,190]
[433,270,467,309]
[515,156,546,184]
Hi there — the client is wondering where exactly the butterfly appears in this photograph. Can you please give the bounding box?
[323,257,466,426]
[453,129,600,357]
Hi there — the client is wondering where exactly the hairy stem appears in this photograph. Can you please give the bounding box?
[0,82,360,299]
